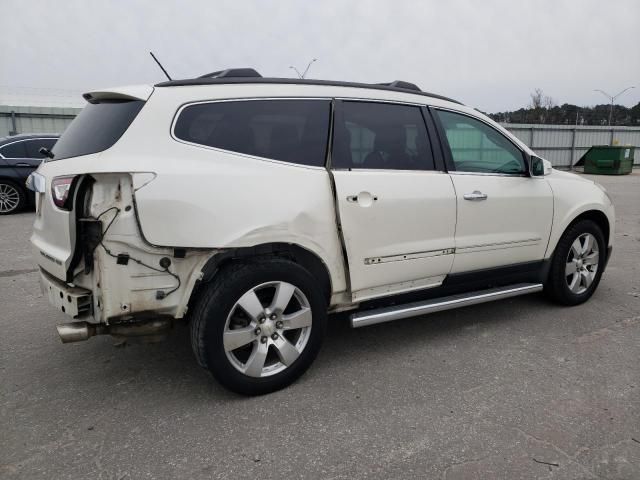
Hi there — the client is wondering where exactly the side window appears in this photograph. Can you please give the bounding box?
[24,139,57,158]
[332,101,435,171]
[174,100,331,167]
[435,110,525,174]
[0,141,27,158]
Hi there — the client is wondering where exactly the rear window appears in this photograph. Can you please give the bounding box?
[174,99,331,167]
[50,100,144,161]
[0,140,27,158]
[25,138,57,158]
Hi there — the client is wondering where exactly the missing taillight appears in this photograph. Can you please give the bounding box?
[51,176,76,210]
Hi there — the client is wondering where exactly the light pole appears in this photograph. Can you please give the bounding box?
[594,86,635,125]
[289,58,317,79]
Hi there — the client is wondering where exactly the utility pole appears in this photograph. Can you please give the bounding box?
[594,86,635,125]
[289,58,317,79]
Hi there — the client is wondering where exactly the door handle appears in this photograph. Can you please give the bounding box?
[463,191,488,201]
[14,163,31,167]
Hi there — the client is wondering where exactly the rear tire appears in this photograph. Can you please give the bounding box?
[190,259,327,395]
[544,219,606,306]
[0,180,26,215]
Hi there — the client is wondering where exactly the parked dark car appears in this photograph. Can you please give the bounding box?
[0,134,58,214]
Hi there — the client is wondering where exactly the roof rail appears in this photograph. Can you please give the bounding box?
[377,80,422,92]
[155,75,462,105]
[198,68,262,79]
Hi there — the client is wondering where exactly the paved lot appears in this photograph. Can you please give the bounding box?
[1,172,639,479]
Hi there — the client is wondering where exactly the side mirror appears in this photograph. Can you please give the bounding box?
[530,156,552,177]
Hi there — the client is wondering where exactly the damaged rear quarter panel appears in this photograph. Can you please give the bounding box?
[75,173,215,323]
[130,148,347,296]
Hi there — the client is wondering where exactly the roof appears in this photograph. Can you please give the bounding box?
[155,77,463,105]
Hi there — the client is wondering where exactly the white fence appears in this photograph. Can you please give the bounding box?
[502,123,640,168]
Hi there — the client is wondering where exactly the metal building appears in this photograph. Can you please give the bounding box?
[0,105,80,138]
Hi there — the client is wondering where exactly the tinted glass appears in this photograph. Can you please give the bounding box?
[25,138,57,158]
[0,140,27,158]
[51,100,144,161]
[174,100,331,167]
[332,102,434,170]
[436,110,525,174]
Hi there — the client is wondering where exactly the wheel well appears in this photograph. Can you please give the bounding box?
[567,210,610,246]
[0,177,25,190]
[199,243,332,303]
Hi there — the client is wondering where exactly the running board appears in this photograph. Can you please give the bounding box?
[350,283,543,328]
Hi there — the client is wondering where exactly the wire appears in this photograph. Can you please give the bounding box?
[74,206,182,299]
[71,207,121,281]
[99,242,182,298]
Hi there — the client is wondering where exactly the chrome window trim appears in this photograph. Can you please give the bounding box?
[332,167,449,174]
[0,137,58,160]
[449,171,528,178]
[432,106,529,176]
[170,97,333,171]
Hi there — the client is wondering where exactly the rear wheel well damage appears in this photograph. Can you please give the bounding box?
[193,243,333,308]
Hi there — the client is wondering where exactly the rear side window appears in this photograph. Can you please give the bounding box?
[332,101,435,171]
[50,100,144,161]
[25,138,57,158]
[0,140,27,158]
[174,100,331,167]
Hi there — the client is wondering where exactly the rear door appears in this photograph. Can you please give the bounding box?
[331,100,457,302]
[6,138,57,179]
[432,108,553,273]
[0,140,27,179]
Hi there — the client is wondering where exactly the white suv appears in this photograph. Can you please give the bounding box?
[28,69,614,395]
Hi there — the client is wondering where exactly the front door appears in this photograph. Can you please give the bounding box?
[331,100,457,302]
[433,109,553,273]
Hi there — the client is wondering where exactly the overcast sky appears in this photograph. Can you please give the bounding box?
[1,0,638,112]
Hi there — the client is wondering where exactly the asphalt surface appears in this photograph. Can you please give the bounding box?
[1,172,639,479]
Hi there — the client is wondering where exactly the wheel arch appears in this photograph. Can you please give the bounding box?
[197,242,333,304]
[0,175,26,189]
[567,210,610,246]
[547,208,611,261]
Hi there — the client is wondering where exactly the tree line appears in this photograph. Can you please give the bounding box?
[488,89,640,126]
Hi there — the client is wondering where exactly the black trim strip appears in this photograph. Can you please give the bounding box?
[155,77,463,105]
[357,260,550,312]
[421,106,446,172]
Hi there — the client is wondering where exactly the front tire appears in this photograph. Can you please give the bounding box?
[545,219,606,306]
[0,180,26,215]
[190,259,327,395]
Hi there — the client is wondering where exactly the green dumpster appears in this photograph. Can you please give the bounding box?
[579,145,635,175]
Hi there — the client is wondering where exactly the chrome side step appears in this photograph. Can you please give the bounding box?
[350,283,543,328]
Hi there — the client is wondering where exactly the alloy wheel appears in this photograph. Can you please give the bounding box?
[223,281,313,378]
[0,183,21,213]
[565,233,599,294]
